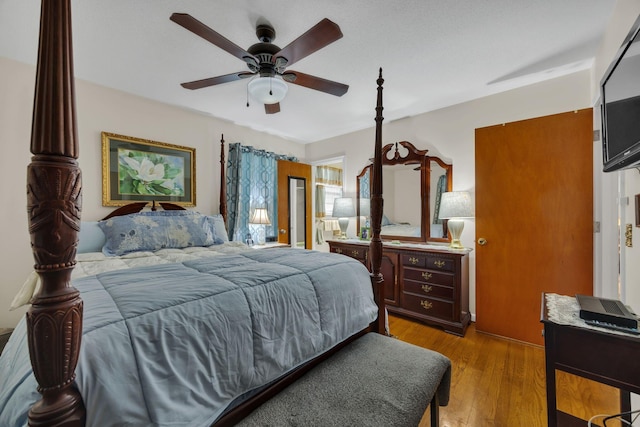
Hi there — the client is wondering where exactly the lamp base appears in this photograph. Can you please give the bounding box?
[447,219,466,249]
[257,227,266,245]
[338,218,349,240]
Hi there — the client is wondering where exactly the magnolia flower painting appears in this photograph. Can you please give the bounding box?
[118,149,185,196]
[102,132,195,206]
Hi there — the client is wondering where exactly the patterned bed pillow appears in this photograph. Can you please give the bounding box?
[206,214,229,242]
[98,211,216,256]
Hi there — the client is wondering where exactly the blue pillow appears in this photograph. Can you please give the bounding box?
[381,215,393,226]
[207,214,229,243]
[98,211,215,256]
[77,221,106,254]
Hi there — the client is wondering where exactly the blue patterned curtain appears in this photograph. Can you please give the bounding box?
[432,174,447,224]
[226,143,297,242]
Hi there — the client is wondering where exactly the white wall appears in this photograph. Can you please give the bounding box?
[306,70,593,320]
[0,57,304,328]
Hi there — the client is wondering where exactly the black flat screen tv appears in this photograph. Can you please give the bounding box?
[601,14,640,172]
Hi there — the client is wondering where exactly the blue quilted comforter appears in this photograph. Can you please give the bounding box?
[0,249,377,426]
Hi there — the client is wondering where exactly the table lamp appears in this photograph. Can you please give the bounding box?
[438,191,473,249]
[249,207,271,245]
[333,198,355,239]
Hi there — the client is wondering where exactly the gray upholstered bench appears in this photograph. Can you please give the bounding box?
[237,332,451,427]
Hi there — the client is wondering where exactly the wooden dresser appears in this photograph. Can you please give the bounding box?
[328,239,471,336]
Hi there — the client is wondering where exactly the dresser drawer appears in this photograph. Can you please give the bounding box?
[403,267,454,287]
[331,245,367,264]
[401,253,454,272]
[403,279,454,300]
[402,294,454,321]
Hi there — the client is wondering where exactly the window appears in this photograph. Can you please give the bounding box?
[315,163,343,217]
[322,184,343,217]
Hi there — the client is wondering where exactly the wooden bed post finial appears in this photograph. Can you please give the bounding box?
[370,68,386,335]
[26,0,86,424]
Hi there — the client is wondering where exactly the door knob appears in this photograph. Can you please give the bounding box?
[279,229,287,234]
[478,238,487,246]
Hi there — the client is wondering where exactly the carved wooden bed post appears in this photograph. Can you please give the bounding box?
[219,135,228,224]
[370,68,386,334]
[26,0,85,425]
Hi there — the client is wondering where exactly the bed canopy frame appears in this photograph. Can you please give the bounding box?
[24,1,385,425]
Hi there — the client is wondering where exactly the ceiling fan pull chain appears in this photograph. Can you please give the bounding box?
[246,82,250,107]
[269,77,273,96]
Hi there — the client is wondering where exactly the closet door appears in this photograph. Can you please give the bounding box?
[475,109,593,345]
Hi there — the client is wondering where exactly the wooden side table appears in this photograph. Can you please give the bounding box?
[541,293,640,426]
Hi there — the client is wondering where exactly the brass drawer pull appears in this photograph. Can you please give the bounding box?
[409,256,419,265]
[351,250,360,257]
[421,285,433,294]
[335,248,342,254]
[433,260,446,268]
[420,300,433,310]
[421,272,432,281]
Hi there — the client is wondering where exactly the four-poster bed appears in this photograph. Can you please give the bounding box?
[0,1,450,426]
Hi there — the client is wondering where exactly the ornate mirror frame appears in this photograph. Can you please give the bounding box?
[357,141,453,243]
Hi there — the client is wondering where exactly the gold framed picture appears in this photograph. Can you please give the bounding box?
[102,132,196,207]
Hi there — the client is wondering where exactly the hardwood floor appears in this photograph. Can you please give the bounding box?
[387,315,622,427]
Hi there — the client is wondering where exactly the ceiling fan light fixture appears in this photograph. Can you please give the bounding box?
[248,76,288,104]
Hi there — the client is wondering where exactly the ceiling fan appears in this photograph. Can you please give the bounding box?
[170,13,349,114]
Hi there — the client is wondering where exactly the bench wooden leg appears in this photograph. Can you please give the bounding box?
[430,393,439,427]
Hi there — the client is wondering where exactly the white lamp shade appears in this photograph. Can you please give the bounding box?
[249,207,271,225]
[438,192,474,219]
[333,198,356,218]
[248,76,288,104]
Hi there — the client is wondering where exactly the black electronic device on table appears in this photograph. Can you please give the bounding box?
[576,294,640,334]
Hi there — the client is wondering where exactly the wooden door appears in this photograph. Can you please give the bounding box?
[475,109,593,345]
[277,160,312,249]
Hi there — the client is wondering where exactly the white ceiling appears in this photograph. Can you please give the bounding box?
[0,0,616,144]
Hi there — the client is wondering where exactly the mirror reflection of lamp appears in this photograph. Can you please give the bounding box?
[438,191,474,249]
[359,198,371,238]
[333,198,356,239]
[249,207,271,245]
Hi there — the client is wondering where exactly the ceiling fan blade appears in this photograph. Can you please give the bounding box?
[170,13,258,65]
[282,71,348,96]
[181,72,254,90]
[274,18,343,67]
[265,103,281,114]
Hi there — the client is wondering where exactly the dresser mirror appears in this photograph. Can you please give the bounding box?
[356,141,452,243]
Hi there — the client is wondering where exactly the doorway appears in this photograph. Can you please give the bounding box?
[277,160,312,249]
[289,177,307,248]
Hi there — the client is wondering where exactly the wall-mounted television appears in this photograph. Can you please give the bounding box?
[601,14,640,172]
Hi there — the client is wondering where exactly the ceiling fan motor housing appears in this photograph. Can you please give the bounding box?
[248,42,283,76]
